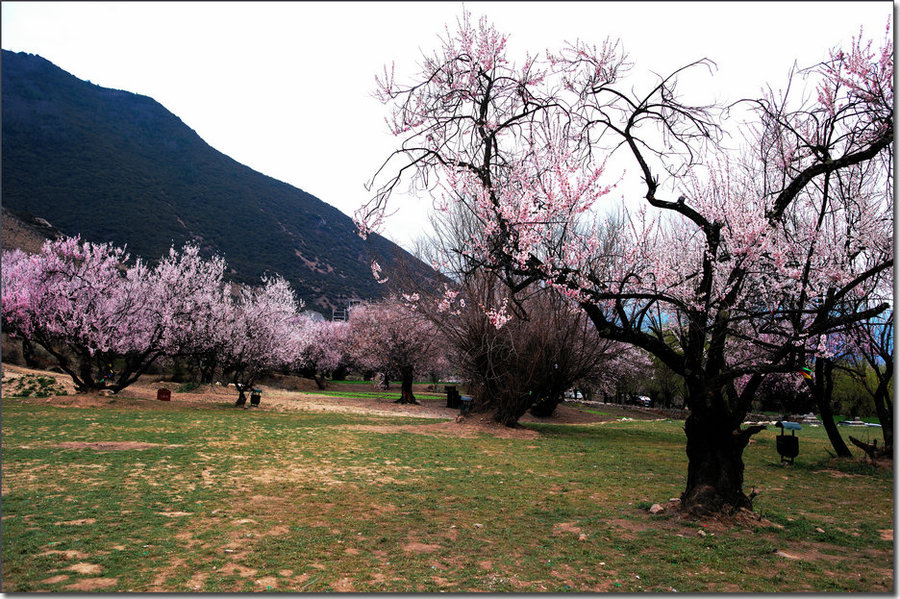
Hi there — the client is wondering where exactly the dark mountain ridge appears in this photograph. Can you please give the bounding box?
[1,49,429,311]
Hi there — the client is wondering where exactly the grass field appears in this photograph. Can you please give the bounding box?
[0,394,893,592]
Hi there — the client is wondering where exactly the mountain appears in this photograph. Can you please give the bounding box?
[1,49,432,312]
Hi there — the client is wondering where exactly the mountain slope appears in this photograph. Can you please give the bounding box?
[1,49,430,311]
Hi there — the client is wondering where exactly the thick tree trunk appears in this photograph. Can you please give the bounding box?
[529,391,563,418]
[680,383,765,515]
[395,369,418,404]
[198,355,217,385]
[21,338,39,368]
[233,373,252,407]
[313,373,327,390]
[493,391,533,427]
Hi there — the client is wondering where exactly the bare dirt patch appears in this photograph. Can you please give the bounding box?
[255,576,279,589]
[553,522,583,536]
[344,418,540,440]
[55,441,180,451]
[38,549,90,560]
[331,576,356,592]
[63,577,118,591]
[54,518,96,526]
[402,541,441,553]
[66,562,104,575]
[218,563,258,578]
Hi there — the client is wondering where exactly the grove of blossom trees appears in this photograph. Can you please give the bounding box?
[359,12,893,514]
[1,237,309,402]
[2,238,230,393]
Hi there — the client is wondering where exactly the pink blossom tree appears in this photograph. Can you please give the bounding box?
[218,275,306,407]
[1,237,229,394]
[361,12,893,514]
[345,297,447,404]
[148,244,231,384]
[295,318,351,390]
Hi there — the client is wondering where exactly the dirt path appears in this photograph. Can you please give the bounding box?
[1,363,666,437]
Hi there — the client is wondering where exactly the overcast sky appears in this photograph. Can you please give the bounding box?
[1,1,892,250]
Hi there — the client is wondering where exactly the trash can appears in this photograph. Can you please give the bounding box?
[250,389,261,407]
[775,421,801,464]
[445,386,460,409]
[157,389,171,401]
[459,395,473,415]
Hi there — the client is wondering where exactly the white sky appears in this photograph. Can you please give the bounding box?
[1,1,892,250]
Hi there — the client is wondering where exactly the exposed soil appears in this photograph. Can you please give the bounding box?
[55,442,179,451]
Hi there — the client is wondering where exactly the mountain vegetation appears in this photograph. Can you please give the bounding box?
[1,49,433,312]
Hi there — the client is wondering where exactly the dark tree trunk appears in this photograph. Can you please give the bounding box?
[870,376,893,451]
[198,354,217,385]
[233,373,252,407]
[680,387,765,515]
[875,383,894,452]
[493,391,533,427]
[313,373,327,390]
[817,398,852,457]
[807,358,853,457]
[395,368,418,404]
[21,338,39,368]
[529,391,563,418]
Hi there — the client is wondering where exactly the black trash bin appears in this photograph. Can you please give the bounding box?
[459,395,473,415]
[445,386,460,409]
[250,389,262,407]
[775,421,801,464]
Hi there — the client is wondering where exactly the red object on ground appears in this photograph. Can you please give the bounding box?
[157,389,171,401]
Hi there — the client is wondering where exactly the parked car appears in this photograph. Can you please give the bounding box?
[638,395,651,407]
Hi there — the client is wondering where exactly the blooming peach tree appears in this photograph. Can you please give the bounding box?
[295,318,351,390]
[361,12,893,514]
[218,275,307,407]
[345,297,447,404]
[1,237,229,393]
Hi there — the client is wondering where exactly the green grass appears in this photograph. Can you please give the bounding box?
[1,398,892,592]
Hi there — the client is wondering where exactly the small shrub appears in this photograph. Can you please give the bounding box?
[175,381,202,393]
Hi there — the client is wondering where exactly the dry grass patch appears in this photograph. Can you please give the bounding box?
[342,419,540,439]
[62,577,118,591]
[402,541,441,554]
[56,441,181,451]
